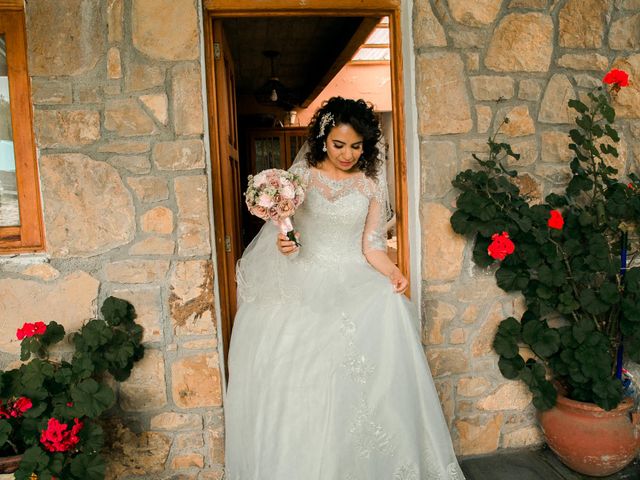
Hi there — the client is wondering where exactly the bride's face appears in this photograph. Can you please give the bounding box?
[324,123,364,172]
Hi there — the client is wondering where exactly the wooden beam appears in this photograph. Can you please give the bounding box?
[300,16,380,108]
[0,0,24,10]
[204,0,399,15]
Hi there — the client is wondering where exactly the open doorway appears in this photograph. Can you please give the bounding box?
[203,1,407,381]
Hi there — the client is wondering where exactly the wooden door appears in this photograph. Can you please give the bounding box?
[210,19,242,379]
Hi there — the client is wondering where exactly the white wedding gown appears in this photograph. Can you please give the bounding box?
[224,161,465,480]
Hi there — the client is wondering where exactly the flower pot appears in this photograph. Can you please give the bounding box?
[0,454,22,474]
[538,393,640,477]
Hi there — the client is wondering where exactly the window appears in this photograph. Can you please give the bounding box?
[351,16,390,63]
[0,3,45,253]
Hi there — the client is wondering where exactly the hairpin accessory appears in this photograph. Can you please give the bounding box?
[322,143,327,152]
[317,112,335,138]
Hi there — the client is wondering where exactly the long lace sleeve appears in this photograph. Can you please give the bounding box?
[362,177,388,254]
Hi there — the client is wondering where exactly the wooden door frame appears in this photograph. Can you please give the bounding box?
[203,0,409,382]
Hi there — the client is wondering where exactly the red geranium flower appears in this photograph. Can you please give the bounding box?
[16,321,47,340]
[40,417,83,453]
[603,69,629,90]
[488,232,515,260]
[11,397,33,417]
[548,210,564,230]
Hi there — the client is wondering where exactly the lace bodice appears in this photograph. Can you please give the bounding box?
[289,163,388,266]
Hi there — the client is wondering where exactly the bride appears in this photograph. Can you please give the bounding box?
[224,97,465,479]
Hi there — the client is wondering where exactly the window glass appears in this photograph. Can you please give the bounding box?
[0,35,19,227]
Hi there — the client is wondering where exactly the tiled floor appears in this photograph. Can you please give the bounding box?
[459,448,640,480]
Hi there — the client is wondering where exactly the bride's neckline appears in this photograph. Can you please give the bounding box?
[310,166,363,183]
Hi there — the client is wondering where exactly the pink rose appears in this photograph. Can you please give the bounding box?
[276,199,295,218]
[249,205,269,220]
[281,185,295,199]
[268,206,280,221]
[258,193,274,208]
[253,172,267,187]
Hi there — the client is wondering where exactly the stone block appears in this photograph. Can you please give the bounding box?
[420,140,458,199]
[485,13,553,72]
[539,74,576,124]
[31,78,72,104]
[105,260,170,284]
[182,338,218,350]
[518,79,544,101]
[422,300,456,345]
[26,0,103,76]
[172,63,205,136]
[174,432,204,450]
[111,286,163,343]
[435,379,454,428]
[476,105,492,134]
[174,176,212,255]
[153,139,205,171]
[450,328,467,344]
[40,154,135,257]
[413,0,447,48]
[20,263,60,281]
[505,139,538,167]
[128,176,170,203]
[108,0,123,43]
[541,131,572,163]
[559,0,610,48]
[470,76,515,101]
[103,420,171,479]
[509,0,547,7]
[477,382,533,410]
[426,348,470,376]
[503,425,544,448]
[557,53,609,71]
[457,377,490,397]
[108,155,151,174]
[0,271,99,354]
[35,109,100,148]
[74,84,102,103]
[132,0,199,61]
[170,260,215,336]
[128,236,175,256]
[448,0,503,26]
[449,28,489,49]
[105,99,158,137]
[172,454,205,469]
[172,353,223,408]
[206,427,225,465]
[416,52,472,135]
[455,414,504,455]
[471,302,505,357]
[119,349,167,411]
[610,14,640,49]
[107,47,122,79]
[421,202,466,281]
[150,412,203,430]
[125,60,166,92]
[140,93,169,125]
[496,105,535,137]
[141,206,174,234]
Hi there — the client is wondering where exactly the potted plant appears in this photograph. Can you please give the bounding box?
[450,69,640,476]
[0,296,144,480]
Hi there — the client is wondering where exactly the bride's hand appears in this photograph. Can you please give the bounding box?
[277,233,300,256]
[389,268,408,294]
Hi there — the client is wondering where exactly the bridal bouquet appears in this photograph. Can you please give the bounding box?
[245,168,305,246]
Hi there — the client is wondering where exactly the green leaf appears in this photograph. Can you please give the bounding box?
[101,296,136,327]
[69,453,105,480]
[599,281,620,305]
[498,355,525,379]
[70,379,115,418]
[493,333,519,358]
[593,378,623,411]
[496,266,529,292]
[0,420,12,447]
[15,446,50,479]
[579,288,610,315]
[80,421,105,455]
[532,329,561,358]
[568,100,588,114]
[572,318,595,344]
[450,210,472,235]
[40,321,65,347]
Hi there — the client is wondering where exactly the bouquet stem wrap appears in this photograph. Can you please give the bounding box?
[276,217,301,246]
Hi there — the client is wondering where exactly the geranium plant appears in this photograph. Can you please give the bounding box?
[0,297,144,480]
[450,69,640,411]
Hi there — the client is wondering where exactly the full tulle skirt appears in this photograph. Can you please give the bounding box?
[224,245,465,480]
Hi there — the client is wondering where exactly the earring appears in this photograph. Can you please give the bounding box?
[322,143,327,152]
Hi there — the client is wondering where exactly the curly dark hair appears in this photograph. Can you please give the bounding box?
[306,97,382,178]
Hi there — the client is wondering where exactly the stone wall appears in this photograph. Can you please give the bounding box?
[416,0,640,455]
[0,0,223,478]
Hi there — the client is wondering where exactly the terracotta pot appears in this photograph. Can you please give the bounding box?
[0,454,22,474]
[538,393,640,477]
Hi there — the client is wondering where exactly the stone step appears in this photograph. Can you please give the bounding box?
[460,448,640,480]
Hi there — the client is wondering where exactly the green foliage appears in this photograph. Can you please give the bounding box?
[451,83,640,411]
[0,297,145,480]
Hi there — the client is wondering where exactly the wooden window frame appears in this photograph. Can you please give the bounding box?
[0,3,45,254]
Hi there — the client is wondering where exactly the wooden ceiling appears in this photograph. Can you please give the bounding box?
[222,16,380,109]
